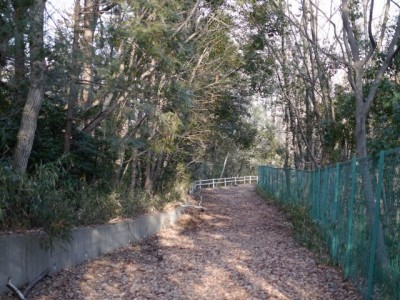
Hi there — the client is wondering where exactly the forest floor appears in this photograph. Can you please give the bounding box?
[3,185,361,299]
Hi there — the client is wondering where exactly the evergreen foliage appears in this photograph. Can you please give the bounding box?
[0,0,260,244]
[0,0,399,249]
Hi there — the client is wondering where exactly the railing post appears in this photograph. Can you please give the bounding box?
[212,178,215,188]
[345,156,357,279]
[199,180,202,190]
[234,177,237,186]
[367,150,385,299]
[224,178,226,187]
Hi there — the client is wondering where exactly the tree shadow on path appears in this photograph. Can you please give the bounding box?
[17,185,361,300]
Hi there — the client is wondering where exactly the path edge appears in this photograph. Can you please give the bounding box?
[0,206,184,295]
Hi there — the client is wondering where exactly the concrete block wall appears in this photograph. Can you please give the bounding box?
[0,207,183,295]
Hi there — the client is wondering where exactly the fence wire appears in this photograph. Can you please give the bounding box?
[258,149,400,300]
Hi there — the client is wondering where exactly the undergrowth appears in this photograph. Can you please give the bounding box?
[0,160,187,249]
[256,186,332,265]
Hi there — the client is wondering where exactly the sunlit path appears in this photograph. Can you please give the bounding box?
[6,186,361,299]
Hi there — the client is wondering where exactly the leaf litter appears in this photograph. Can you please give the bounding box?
[2,185,361,299]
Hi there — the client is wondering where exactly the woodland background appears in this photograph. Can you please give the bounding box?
[0,0,399,245]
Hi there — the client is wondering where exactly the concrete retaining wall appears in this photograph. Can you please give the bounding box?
[0,207,184,295]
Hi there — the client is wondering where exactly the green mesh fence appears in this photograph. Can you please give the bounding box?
[258,149,400,300]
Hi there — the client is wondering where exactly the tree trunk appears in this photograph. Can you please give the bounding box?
[13,0,46,173]
[11,0,27,105]
[153,153,165,190]
[64,0,82,153]
[219,153,229,178]
[340,0,400,273]
[144,151,154,192]
[354,68,390,269]
[80,0,98,110]
[112,118,129,185]
[130,149,138,198]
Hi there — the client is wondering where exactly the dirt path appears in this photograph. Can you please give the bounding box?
[6,185,361,299]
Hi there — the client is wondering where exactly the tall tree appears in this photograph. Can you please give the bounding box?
[340,0,400,269]
[13,0,46,173]
[64,0,82,153]
[79,0,99,110]
[340,0,400,158]
[11,0,28,105]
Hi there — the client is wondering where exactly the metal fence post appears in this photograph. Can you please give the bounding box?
[322,167,329,232]
[313,169,318,219]
[332,163,340,260]
[280,169,282,199]
[345,156,357,279]
[318,168,322,220]
[367,150,385,299]
[271,169,275,196]
[300,170,304,202]
[310,170,314,209]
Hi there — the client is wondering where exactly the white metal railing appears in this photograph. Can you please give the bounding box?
[189,175,258,194]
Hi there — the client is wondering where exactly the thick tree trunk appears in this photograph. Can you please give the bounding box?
[12,0,46,173]
[354,67,390,270]
[354,66,367,158]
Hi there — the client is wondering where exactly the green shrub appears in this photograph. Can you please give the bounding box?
[0,162,74,248]
[0,159,189,249]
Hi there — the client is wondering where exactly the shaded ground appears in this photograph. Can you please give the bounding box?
[3,185,361,299]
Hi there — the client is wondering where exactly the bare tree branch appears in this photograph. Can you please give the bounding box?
[377,0,391,51]
[364,14,400,114]
[341,0,361,63]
